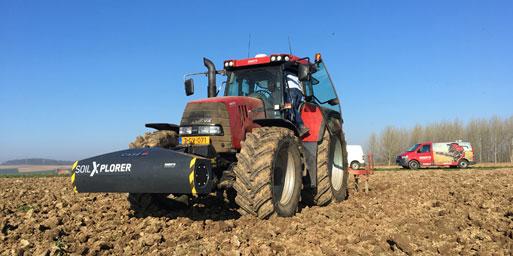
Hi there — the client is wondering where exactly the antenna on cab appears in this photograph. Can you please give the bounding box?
[288,36,293,55]
[247,33,252,58]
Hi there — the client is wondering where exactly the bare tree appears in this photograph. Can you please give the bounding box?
[380,126,402,166]
[489,116,503,163]
[410,125,423,146]
[366,132,381,163]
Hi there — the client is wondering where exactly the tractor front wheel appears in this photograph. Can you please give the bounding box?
[233,127,302,219]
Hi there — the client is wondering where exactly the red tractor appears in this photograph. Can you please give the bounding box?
[72,53,349,219]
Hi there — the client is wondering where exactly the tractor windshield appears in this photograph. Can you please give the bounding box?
[224,66,283,112]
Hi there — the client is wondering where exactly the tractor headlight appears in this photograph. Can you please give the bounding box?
[270,55,291,62]
[179,125,223,136]
[207,126,222,135]
[179,126,193,135]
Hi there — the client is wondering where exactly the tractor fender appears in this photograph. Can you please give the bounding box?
[317,119,328,142]
[320,116,344,141]
[145,123,179,133]
[252,119,300,137]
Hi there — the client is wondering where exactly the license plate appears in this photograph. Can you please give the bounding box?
[180,136,210,145]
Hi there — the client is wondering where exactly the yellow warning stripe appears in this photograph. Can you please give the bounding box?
[189,158,197,195]
[71,161,78,193]
[189,158,196,168]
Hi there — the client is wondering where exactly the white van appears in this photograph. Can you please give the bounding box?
[347,145,365,170]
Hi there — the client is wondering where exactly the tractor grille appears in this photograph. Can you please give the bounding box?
[180,102,232,152]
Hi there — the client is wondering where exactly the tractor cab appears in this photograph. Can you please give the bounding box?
[184,53,341,127]
[222,54,308,119]
[215,54,342,135]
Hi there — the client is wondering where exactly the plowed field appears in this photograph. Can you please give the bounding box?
[1,169,512,255]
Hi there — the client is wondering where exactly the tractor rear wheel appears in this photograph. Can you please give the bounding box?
[127,130,188,215]
[329,130,349,201]
[233,127,302,219]
[303,129,349,206]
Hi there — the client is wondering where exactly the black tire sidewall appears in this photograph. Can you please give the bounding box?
[271,136,302,217]
[351,161,360,170]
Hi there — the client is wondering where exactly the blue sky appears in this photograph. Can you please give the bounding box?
[1,1,512,162]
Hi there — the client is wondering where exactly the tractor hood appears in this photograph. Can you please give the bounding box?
[187,96,264,107]
[180,96,265,150]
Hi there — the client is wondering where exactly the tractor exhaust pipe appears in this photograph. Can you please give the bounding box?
[203,58,216,98]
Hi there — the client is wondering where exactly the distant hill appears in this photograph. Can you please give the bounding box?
[1,158,73,165]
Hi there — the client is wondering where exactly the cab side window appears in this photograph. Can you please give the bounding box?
[308,62,341,113]
[419,145,431,153]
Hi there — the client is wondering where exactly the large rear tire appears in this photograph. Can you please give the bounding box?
[233,127,302,219]
[302,128,349,206]
[127,130,187,215]
[330,131,349,201]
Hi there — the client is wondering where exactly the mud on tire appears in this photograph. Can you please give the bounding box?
[233,127,302,219]
[127,130,187,215]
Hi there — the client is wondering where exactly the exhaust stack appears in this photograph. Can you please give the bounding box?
[203,58,216,98]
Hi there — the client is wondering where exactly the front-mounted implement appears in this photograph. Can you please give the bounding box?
[72,147,213,194]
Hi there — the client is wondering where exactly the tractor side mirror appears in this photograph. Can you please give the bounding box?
[298,64,311,81]
[327,98,340,106]
[184,78,194,96]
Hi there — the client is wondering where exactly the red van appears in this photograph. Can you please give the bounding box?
[396,141,475,169]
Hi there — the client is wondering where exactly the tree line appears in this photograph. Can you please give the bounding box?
[366,115,513,165]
